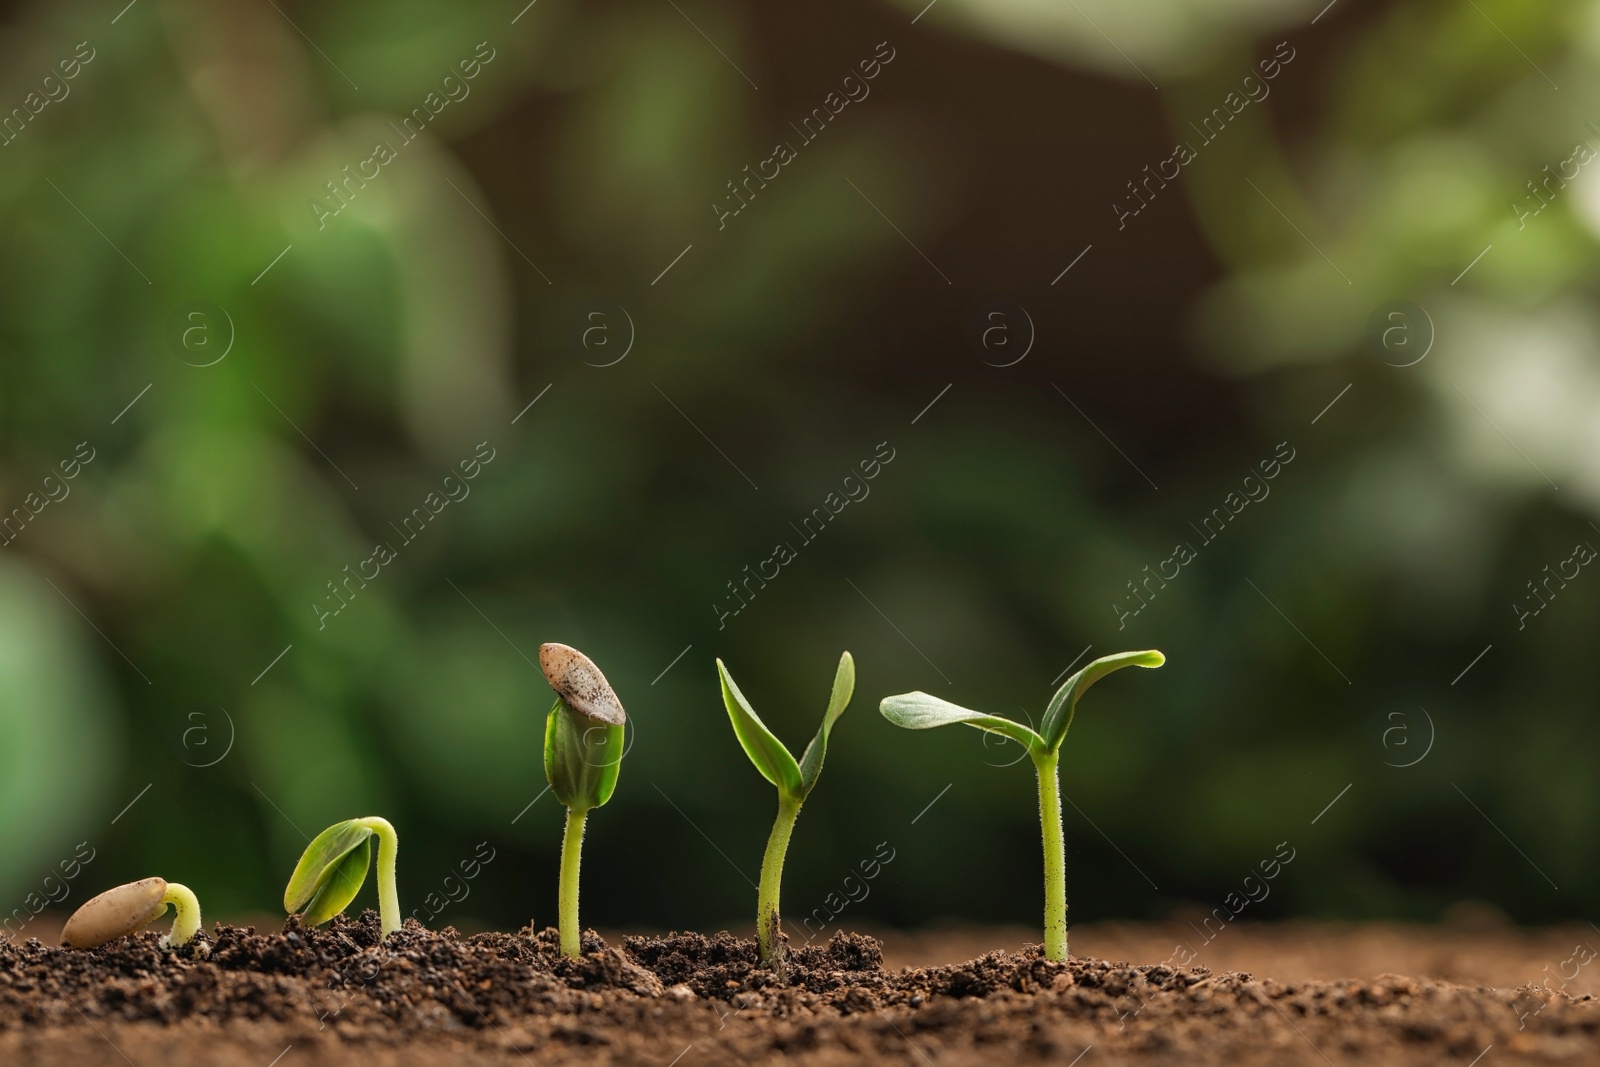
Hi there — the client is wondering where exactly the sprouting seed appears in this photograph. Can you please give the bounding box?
[717,651,854,965]
[879,649,1164,961]
[284,816,401,939]
[61,877,204,950]
[540,642,627,959]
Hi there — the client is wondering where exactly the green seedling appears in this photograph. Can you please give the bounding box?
[284,816,401,939]
[717,651,854,965]
[880,649,1164,961]
[540,642,627,958]
[61,877,203,950]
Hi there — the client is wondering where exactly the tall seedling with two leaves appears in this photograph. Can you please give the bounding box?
[718,651,854,966]
[880,649,1164,961]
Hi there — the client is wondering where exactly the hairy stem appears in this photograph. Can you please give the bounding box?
[161,883,202,947]
[1036,752,1067,961]
[757,793,803,965]
[357,816,401,938]
[559,806,588,958]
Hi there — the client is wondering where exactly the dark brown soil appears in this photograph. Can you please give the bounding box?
[0,912,1593,1065]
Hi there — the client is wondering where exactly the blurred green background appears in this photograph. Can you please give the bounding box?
[0,0,1596,941]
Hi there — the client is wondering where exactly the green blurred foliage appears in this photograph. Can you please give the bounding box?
[0,0,1595,941]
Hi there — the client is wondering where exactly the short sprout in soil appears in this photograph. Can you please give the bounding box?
[284,816,401,939]
[61,877,203,950]
[718,650,855,965]
[540,641,627,959]
[879,648,1164,961]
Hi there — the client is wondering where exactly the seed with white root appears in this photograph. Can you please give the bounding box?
[540,642,627,725]
[61,878,203,949]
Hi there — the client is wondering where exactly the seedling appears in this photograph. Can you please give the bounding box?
[540,642,627,959]
[717,651,854,965]
[284,816,401,939]
[61,877,203,950]
[880,649,1164,961]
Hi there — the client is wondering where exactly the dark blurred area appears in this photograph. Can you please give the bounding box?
[0,0,1595,942]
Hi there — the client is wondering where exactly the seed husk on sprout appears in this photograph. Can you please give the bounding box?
[61,877,204,950]
[539,642,627,959]
[541,642,626,726]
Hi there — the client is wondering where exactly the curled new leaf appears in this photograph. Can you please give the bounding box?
[717,659,803,797]
[283,816,401,937]
[878,691,1044,753]
[284,819,372,914]
[301,835,372,926]
[1039,649,1165,752]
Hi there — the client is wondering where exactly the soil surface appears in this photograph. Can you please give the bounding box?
[1,912,1595,1065]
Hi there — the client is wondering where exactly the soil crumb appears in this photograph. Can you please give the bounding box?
[0,912,1590,1065]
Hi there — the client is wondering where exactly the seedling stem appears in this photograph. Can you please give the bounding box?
[1035,752,1066,960]
[757,792,803,960]
[355,816,401,938]
[558,807,589,957]
[162,882,203,947]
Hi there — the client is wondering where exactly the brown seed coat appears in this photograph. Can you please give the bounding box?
[539,642,626,725]
[61,878,168,949]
